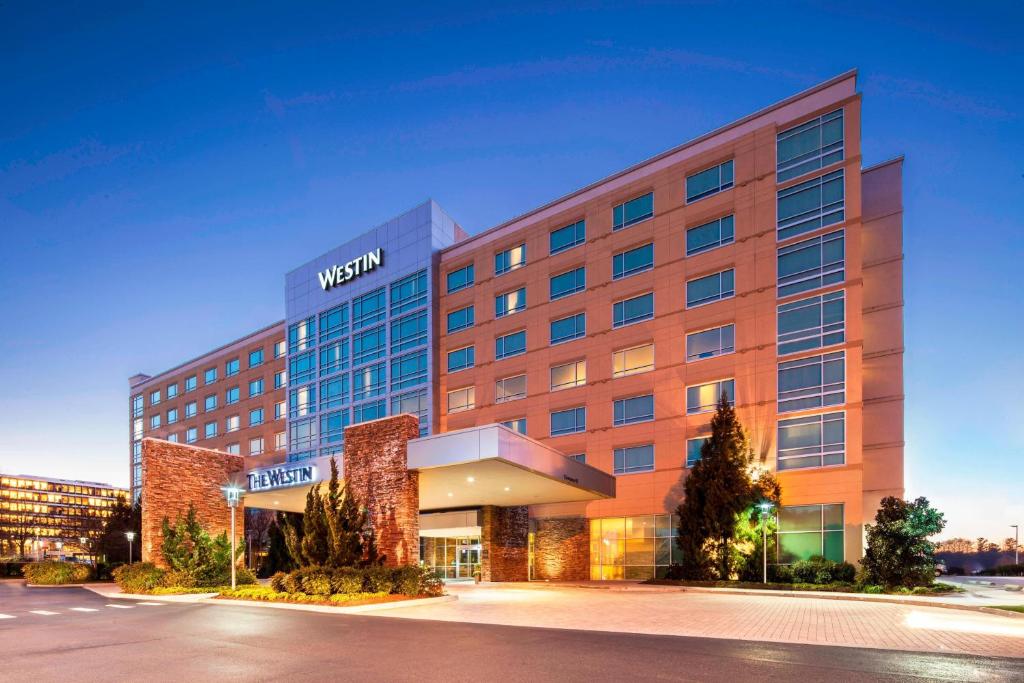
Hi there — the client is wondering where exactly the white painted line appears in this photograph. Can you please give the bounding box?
[0,614,15,619]
[137,602,166,606]
[105,604,134,609]
[70,607,99,612]
[29,610,59,616]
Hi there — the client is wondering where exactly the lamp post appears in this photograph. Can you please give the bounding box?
[1012,525,1020,567]
[125,531,135,564]
[221,484,245,590]
[55,540,63,562]
[758,501,774,584]
[79,536,89,564]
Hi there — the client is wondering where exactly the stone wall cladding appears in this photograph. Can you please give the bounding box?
[480,505,529,582]
[533,516,590,581]
[140,438,244,567]
[343,414,421,567]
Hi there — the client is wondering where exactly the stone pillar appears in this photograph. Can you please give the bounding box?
[533,516,590,581]
[480,505,529,582]
[343,414,421,567]
[140,438,244,567]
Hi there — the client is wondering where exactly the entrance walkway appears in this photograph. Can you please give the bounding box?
[372,582,1024,658]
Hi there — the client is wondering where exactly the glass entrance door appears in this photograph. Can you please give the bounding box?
[455,540,480,579]
[420,536,481,580]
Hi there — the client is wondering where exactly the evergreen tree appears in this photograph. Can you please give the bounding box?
[861,496,946,588]
[95,495,142,564]
[299,485,329,566]
[263,512,300,576]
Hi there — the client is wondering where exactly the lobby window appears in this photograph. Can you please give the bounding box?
[777,503,844,564]
[186,427,197,444]
[319,340,349,377]
[447,346,475,372]
[613,293,654,328]
[353,399,386,424]
[150,389,161,406]
[250,407,265,427]
[352,362,386,401]
[686,324,735,361]
[226,358,240,377]
[226,415,240,433]
[353,326,386,366]
[274,340,286,358]
[275,401,286,420]
[150,414,161,430]
[495,288,527,318]
[495,374,527,403]
[249,437,265,456]
[167,383,178,400]
[275,432,286,451]
[777,109,844,182]
[550,219,585,254]
[320,410,350,445]
[777,230,845,298]
[550,406,586,436]
[613,444,654,475]
[289,386,315,418]
[778,351,845,413]
[501,418,527,435]
[550,313,586,345]
[447,305,475,334]
[495,244,527,276]
[686,269,734,308]
[226,386,239,405]
[185,375,197,392]
[204,421,217,439]
[204,367,217,385]
[778,412,845,471]
[289,317,316,353]
[390,270,428,316]
[613,343,654,377]
[612,243,653,280]
[289,350,316,386]
[686,378,735,414]
[353,288,387,330]
[550,360,586,391]
[686,215,735,256]
[274,370,287,389]
[613,394,654,426]
[686,159,734,203]
[550,267,585,300]
[391,311,427,353]
[686,437,708,468]
[447,386,476,414]
[249,378,264,398]
[204,394,217,412]
[495,330,526,360]
[446,263,475,294]
[319,375,349,410]
[185,401,197,418]
[613,192,653,230]
[590,514,678,580]
[777,169,845,240]
[778,291,845,356]
[391,389,429,436]
[167,408,179,425]
[391,350,427,390]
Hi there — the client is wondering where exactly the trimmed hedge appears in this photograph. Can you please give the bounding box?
[22,561,92,585]
[220,586,396,606]
[269,565,442,598]
[113,562,257,594]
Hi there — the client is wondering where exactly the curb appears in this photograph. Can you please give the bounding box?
[26,583,87,589]
[81,585,217,603]
[207,594,457,614]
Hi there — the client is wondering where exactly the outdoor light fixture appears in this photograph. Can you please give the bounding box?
[125,531,136,564]
[221,484,245,590]
[466,476,475,483]
[757,501,775,584]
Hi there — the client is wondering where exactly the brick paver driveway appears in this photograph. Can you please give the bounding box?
[374,583,1024,658]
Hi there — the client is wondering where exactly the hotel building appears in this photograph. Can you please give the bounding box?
[132,71,904,581]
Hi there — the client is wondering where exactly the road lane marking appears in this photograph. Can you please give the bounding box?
[70,607,99,612]
[0,614,14,619]
[137,602,166,606]
[29,610,59,616]
[105,604,134,609]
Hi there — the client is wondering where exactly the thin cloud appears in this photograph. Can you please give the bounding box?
[864,74,1013,120]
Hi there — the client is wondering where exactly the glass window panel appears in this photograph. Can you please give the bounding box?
[495,331,526,360]
[495,375,527,403]
[447,305,475,333]
[686,379,735,414]
[550,220,585,254]
[777,109,844,182]
[550,313,586,344]
[777,231,845,298]
[613,293,654,327]
[777,169,845,240]
[495,244,527,276]
[612,243,654,279]
[612,344,654,377]
[686,160,734,202]
[612,192,654,230]
[495,288,527,317]
[550,360,586,391]
[447,264,475,293]
[550,267,586,299]
[687,269,735,307]
[686,215,735,256]
[390,270,428,315]
[686,324,735,361]
[447,346,475,372]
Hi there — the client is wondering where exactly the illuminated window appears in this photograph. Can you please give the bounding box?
[495,374,526,403]
[495,244,526,276]
[686,379,735,414]
[226,415,240,432]
[447,387,476,414]
[249,437,264,456]
[777,503,844,563]
[495,288,527,318]
[590,514,678,580]
[550,360,586,391]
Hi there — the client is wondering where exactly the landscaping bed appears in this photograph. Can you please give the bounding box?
[644,578,962,595]
[216,586,419,607]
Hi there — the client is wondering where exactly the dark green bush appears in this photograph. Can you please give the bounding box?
[364,566,395,593]
[300,569,332,596]
[281,572,300,593]
[790,556,856,585]
[2,562,29,577]
[393,565,443,597]
[767,564,793,583]
[268,565,443,597]
[330,568,364,594]
[23,561,92,585]
[113,562,167,593]
[270,572,288,592]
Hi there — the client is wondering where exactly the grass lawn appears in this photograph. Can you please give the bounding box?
[992,605,1024,613]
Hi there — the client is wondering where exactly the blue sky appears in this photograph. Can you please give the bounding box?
[1,2,1021,540]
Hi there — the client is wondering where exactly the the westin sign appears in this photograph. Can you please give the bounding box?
[247,464,317,492]
[318,248,383,291]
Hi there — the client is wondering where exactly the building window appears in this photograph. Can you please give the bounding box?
[550,219,585,254]
[150,414,161,429]
[686,159,734,203]
[275,431,286,450]
[777,230,844,298]
[777,109,844,183]
[613,395,654,426]
[550,267,585,300]
[274,370,287,389]
[289,351,316,387]
[249,348,264,368]
[590,514,679,580]
[495,244,527,276]
[447,346,475,373]
[550,360,586,391]
[185,401,197,418]
[686,215,735,256]
[250,408,265,427]
[318,304,349,344]
[274,340,287,358]
[447,387,476,414]
[204,421,217,439]
[686,437,707,468]
[613,445,655,475]
[289,418,316,450]
[391,350,427,390]
[495,288,527,318]
[225,358,239,377]
[352,326,386,366]
[778,351,845,413]
[204,367,217,385]
[446,264,475,293]
[352,288,386,329]
[612,243,653,280]
[319,341,349,378]
[495,374,527,403]
[150,389,161,406]
[777,169,845,240]
[320,410,350,446]
[613,293,654,328]
[686,378,735,414]
[204,394,217,412]
[224,443,240,455]
[250,379,265,397]
[495,330,526,360]
[391,389,429,435]
[613,192,654,230]
[550,313,585,345]
[777,503,844,563]
[352,362,386,401]
[289,386,314,418]
[778,291,845,356]
[391,311,427,353]
[319,376,349,410]
[249,437,265,456]
[166,383,178,399]
[167,433,179,443]
[353,400,386,424]
[390,270,428,315]
[167,408,179,424]
[778,412,845,471]
[185,375,197,392]
[447,305,475,334]
[131,394,143,417]
[186,427,197,444]
[225,386,239,405]
[612,343,654,377]
[550,406,586,436]
[501,417,527,435]
[289,317,315,353]
[686,324,735,361]
[686,269,734,308]
[275,401,286,420]
[226,415,240,433]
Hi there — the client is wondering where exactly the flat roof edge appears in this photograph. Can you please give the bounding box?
[862,155,905,173]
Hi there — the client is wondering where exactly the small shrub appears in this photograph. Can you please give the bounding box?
[23,561,92,585]
[330,568,364,595]
[113,562,167,593]
[832,562,856,583]
[364,566,395,593]
[270,572,287,592]
[862,584,884,594]
[767,564,793,583]
[281,572,300,594]
[301,569,332,596]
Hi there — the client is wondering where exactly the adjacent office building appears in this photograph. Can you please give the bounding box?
[131,71,904,580]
